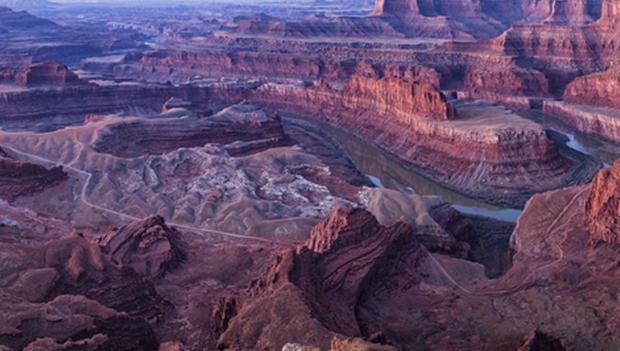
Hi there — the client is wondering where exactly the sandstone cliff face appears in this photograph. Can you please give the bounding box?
[371,0,420,17]
[0,147,67,201]
[97,215,185,279]
[550,64,620,143]
[250,78,589,207]
[546,0,592,24]
[517,330,567,351]
[463,63,550,101]
[93,104,291,158]
[434,0,620,98]
[564,66,620,109]
[542,100,620,143]
[215,208,425,350]
[341,75,456,120]
[600,0,620,24]
[586,160,620,245]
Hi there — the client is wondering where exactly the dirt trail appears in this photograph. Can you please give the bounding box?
[3,145,277,244]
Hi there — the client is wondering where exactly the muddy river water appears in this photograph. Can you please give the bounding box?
[284,107,620,223]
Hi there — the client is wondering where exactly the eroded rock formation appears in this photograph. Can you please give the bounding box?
[215,208,425,350]
[0,146,67,201]
[97,215,185,279]
[0,232,166,350]
[586,160,620,245]
[546,0,592,24]
[371,0,420,18]
[564,65,620,109]
[93,104,292,158]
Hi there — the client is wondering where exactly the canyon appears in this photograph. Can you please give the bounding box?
[0,0,619,350]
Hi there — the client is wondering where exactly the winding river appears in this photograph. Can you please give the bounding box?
[284,107,620,223]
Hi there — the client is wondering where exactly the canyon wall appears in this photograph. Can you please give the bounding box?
[586,160,620,245]
[371,0,420,17]
[0,83,250,130]
[564,66,620,109]
[336,75,456,120]
[215,208,426,350]
[0,147,67,201]
[249,76,591,207]
[543,100,620,143]
[546,0,593,24]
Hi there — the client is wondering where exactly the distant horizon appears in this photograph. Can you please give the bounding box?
[51,0,263,3]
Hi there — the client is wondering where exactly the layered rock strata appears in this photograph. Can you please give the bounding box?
[250,77,592,207]
[97,215,185,279]
[93,104,292,158]
[1,61,87,88]
[0,147,67,201]
[0,82,248,131]
[564,66,620,109]
[586,160,620,245]
[214,208,426,350]
[542,99,620,143]
[0,233,167,350]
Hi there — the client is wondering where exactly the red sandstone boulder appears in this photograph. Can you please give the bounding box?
[97,215,185,279]
[586,160,620,245]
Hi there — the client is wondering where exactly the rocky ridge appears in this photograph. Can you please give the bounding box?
[0,146,67,202]
[0,231,171,350]
[215,208,426,350]
[97,215,185,279]
[586,159,620,245]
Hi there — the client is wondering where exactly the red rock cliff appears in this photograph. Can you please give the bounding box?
[586,160,620,245]
[371,0,420,17]
[215,208,424,350]
[564,65,620,109]
[546,0,592,24]
[341,75,456,120]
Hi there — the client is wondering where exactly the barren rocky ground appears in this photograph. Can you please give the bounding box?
[1,0,620,350]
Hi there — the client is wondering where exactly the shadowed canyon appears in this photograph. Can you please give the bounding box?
[1,0,620,350]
